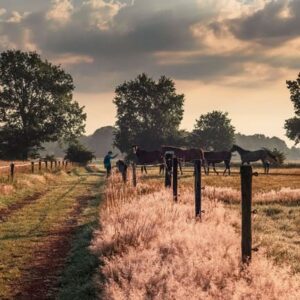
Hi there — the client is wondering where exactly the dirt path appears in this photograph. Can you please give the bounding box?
[0,169,103,299]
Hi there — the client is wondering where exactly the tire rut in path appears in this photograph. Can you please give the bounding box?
[12,180,96,300]
[0,190,48,222]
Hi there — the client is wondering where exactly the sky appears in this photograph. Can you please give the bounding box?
[0,0,299,146]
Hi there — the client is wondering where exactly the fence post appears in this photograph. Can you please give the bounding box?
[39,160,42,172]
[31,161,34,173]
[165,152,173,188]
[55,160,57,169]
[10,163,15,181]
[50,161,53,170]
[45,161,48,170]
[240,165,253,264]
[65,161,68,169]
[132,163,137,187]
[194,160,202,218]
[173,157,178,202]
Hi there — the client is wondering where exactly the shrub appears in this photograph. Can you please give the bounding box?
[65,143,95,165]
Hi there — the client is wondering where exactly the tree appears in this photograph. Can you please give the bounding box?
[65,143,95,165]
[285,73,300,145]
[271,148,286,165]
[113,73,184,154]
[192,111,235,151]
[0,50,86,159]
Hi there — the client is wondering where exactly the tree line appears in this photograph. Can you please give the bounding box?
[0,50,299,162]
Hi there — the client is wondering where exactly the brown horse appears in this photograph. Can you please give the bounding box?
[161,146,205,174]
[132,145,164,174]
[204,151,232,176]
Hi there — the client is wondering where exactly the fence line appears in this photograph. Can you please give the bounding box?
[126,157,258,265]
[0,160,74,180]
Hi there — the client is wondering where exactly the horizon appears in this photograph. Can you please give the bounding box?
[0,0,299,147]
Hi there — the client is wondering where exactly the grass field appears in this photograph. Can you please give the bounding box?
[0,167,104,299]
[0,163,298,299]
[92,166,300,299]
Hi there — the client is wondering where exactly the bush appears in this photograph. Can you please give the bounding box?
[65,143,95,165]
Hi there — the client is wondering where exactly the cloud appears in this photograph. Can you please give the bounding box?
[228,0,300,44]
[0,0,299,93]
[46,0,73,24]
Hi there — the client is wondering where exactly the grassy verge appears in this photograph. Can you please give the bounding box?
[57,170,104,300]
[253,202,300,273]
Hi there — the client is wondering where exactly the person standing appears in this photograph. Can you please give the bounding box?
[103,151,118,177]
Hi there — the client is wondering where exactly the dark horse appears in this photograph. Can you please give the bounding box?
[204,151,232,176]
[230,144,277,174]
[161,146,205,174]
[132,145,164,174]
[116,160,128,182]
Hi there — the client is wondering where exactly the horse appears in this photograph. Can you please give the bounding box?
[230,145,277,174]
[204,151,232,176]
[132,145,164,174]
[161,146,206,174]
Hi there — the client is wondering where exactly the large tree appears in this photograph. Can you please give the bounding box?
[192,111,235,151]
[0,50,86,159]
[285,73,300,145]
[114,73,184,153]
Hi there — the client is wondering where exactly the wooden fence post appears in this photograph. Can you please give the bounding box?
[173,157,178,202]
[65,161,68,169]
[31,161,34,173]
[45,161,48,170]
[240,165,253,264]
[10,163,15,181]
[55,160,57,169]
[165,152,173,188]
[132,163,137,187]
[194,160,202,218]
[39,160,42,172]
[50,161,53,170]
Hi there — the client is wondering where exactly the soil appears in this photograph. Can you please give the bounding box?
[12,195,91,300]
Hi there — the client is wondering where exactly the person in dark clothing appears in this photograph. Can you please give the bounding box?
[103,151,118,177]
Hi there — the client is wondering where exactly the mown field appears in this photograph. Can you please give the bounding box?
[92,165,300,299]
[0,166,105,299]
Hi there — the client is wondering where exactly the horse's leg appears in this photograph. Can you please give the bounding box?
[213,163,219,175]
[145,165,148,174]
[179,161,183,175]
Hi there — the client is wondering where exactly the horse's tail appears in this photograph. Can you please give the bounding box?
[263,148,277,163]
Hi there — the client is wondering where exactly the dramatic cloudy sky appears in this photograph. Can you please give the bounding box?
[0,0,299,144]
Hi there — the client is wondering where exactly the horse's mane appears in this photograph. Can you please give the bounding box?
[161,145,187,150]
[233,144,250,153]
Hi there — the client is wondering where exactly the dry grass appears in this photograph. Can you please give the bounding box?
[92,173,300,299]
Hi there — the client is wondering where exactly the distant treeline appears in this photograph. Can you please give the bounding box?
[40,126,300,161]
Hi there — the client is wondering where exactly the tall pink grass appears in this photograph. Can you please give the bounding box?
[92,174,300,299]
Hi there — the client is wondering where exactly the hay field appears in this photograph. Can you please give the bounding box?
[92,167,300,299]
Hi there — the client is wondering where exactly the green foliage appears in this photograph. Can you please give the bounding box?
[0,50,86,160]
[285,73,300,144]
[192,111,235,151]
[44,154,57,162]
[113,73,184,153]
[65,143,95,165]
